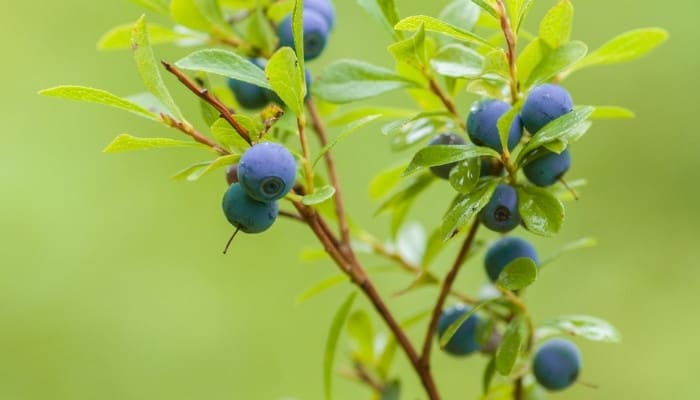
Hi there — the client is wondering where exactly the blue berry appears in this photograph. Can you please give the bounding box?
[305,0,335,28]
[437,305,481,356]
[277,10,329,61]
[479,184,521,233]
[521,84,574,133]
[222,183,279,233]
[523,148,572,187]
[484,237,539,282]
[428,133,466,179]
[227,58,270,109]
[467,99,523,152]
[533,339,582,391]
[238,142,297,202]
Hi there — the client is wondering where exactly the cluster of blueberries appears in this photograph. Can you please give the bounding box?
[429,84,574,233]
[227,0,335,109]
[437,236,582,391]
[222,143,297,233]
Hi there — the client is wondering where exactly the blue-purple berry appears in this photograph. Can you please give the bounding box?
[533,338,582,391]
[238,143,297,203]
[467,99,523,152]
[222,183,279,233]
[484,237,539,282]
[428,133,466,179]
[523,148,572,187]
[479,184,521,233]
[304,0,335,28]
[277,10,329,61]
[521,84,574,133]
[437,305,481,356]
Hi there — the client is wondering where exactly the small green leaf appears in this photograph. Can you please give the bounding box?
[302,185,337,206]
[431,44,484,78]
[170,0,228,32]
[394,15,494,49]
[439,0,481,34]
[98,23,189,50]
[537,315,621,343]
[388,24,427,70]
[324,292,357,400]
[313,115,382,167]
[496,257,538,291]
[266,47,305,115]
[540,237,597,267]
[590,106,636,120]
[516,185,565,237]
[573,28,669,71]
[519,106,594,156]
[171,154,240,181]
[449,158,480,194]
[497,102,523,153]
[296,275,350,304]
[441,179,499,240]
[516,38,546,84]
[525,41,587,88]
[496,317,523,376]
[404,145,499,176]
[104,134,207,153]
[211,118,256,153]
[39,86,159,122]
[175,49,271,89]
[132,15,183,120]
[381,380,401,400]
[291,0,305,76]
[538,0,574,49]
[314,59,419,103]
[439,301,491,348]
[347,310,375,364]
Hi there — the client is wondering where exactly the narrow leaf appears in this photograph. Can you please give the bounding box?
[266,47,305,115]
[590,106,635,120]
[539,0,574,49]
[394,15,494,49]
[104,134,206,153]
[496,317,523,376]
[537,315,621,343]
[525,41,587,88]
[175,49,271,89]
[574,28,669,71]
[404,145,500,176]
[39,86,159,122]
[98,23,188,50]
[347,310,375,364]
[324,292,357,400]
[520,106,594,155]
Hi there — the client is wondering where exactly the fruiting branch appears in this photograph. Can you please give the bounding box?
[495,0,520,104]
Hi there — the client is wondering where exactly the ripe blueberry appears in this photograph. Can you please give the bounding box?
[467,99,523,153]
[484,237,539,282]
[238,142,297,202]
[227,58,270,109]
[225,164,239,186]
[521,84,574,133]
[277,10,330,61]
[428,133,466,179]
[304,0,335,28]
[437,304,481,356]
[479,184,521,233]
[533,338,582,391]
[523,148,572,187]
[222,183,279,233]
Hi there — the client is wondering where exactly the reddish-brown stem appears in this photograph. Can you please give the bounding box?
[353,362,385,393]
[420,221,481,366]
[495,0,520,104]
[306,98,352,247]
[161,61,253,145]
[161,113,229,155]
[514,378,524,400]
[428,77,459,117]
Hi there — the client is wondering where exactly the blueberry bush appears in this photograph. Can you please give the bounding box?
[40,0,667,398]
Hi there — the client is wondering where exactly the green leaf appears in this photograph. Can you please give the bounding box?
[525,41,587,88]
[537,315,621,343]
[171,154,240,181]
[39,86,160,122]
[211,118,256,153]
[381,380,401,400]
[449,158,480,194]
[382,112,455,151]
[98,23,189,50]
[369,164,408,200]
[573,28,669,71]
[291,0,305,77]
[505,0,534,33]
[404,145,500,176]
[439,301,491,348]
[170,0,228,32]
[104,134,207,153]
[481,49,510,80]
[439,0,481,34]
[394,15,494,49]
[324,292,357,400]
[496,317,523,376]
[302,185,337,206]
[519,106,594,155]
[497,101,523,153]
[540,237,597,267]
[472,0,498,19]
[538,0,573,49]
[431,44,484,78]
[131,16,183,120]
[388,24,427,70]
[495,257,538,291]
[441,179,499,240]
[130,0,170,14]
[313,115,382,167]
[266,47,305,115]
[347,310,375,364]
[247,3,277,54]
[482,357,497,394]
[516,38,546,84]
[296,275,350,304]
[314,59,419,103]
[175,49,271,89]
[516,185,565,237]
[357,0,402,40]
[590,106,635,120]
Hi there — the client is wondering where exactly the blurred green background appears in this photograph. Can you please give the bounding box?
[1,0,697,399]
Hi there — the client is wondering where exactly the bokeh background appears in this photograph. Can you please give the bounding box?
[1,0,697,399]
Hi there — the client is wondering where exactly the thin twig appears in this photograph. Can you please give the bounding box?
[420,221,481,366]
[306,98,353,248]
[495,0,520,104]
[427,77,459,117]
[161,61,253,145]
[161,113,229,155]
